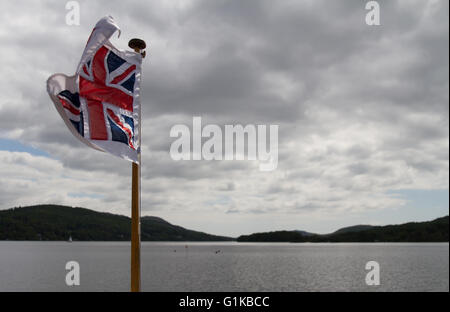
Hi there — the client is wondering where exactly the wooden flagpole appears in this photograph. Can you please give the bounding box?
[129,38,146,292]
[131,161,140,292]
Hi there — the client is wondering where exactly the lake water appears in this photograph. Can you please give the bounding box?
[0,242,448,292]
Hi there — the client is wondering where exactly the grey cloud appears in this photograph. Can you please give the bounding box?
[217,182,235,191]
[0,0,448,235]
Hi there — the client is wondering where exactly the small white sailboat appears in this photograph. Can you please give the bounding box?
[68,235,72,242]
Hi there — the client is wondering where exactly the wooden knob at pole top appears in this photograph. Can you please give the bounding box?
[128,38,146,58]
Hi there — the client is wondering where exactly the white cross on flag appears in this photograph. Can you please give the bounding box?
[47,16,142,163]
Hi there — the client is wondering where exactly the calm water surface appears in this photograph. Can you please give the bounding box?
[0,242,448,291]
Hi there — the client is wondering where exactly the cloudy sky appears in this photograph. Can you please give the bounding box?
[0,0,448,237]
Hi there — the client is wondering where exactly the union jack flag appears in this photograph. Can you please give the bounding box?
[47,16,142,163]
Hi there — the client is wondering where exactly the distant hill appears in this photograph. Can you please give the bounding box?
[331,225,375,235]
[237,216,449,243]
[0,205,233,241]
[2,205,448,243]
[236,230,304,242]
[293,230,316,237]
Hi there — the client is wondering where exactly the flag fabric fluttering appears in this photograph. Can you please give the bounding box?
[47,16,142,163]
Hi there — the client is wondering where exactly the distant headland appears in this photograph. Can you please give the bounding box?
[237,216,449,243]
[0,204,448,242]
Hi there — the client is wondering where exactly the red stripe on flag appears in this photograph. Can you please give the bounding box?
[107,109,135,149]
[92,46,108,83]
[111,65,136,84]
[79,77,133,111]
[58,97,80,115]
[87,99,108,140]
